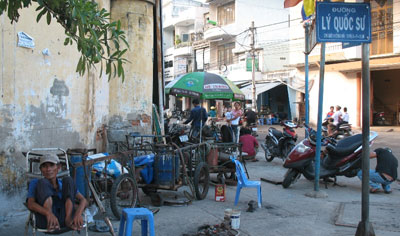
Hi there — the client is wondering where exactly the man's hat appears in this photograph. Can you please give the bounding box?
[40,154,60,166]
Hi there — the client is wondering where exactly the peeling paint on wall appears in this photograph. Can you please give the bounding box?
[50,78,69,96]
[0,0,155,209]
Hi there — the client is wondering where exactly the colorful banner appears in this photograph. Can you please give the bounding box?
[303,0,315,17]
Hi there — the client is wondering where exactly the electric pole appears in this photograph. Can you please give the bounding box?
[250,21,257,111]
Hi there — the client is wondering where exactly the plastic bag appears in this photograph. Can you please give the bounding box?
[88,153,127,177]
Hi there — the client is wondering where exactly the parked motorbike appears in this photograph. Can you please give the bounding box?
[261,120,298,162]
[334,123,353,139]
[165,121,191,146]
[171,110,184,121]
[322,122,353,140]
[373,112,386,126]
[282,125,378,188]
[247,123,258,137]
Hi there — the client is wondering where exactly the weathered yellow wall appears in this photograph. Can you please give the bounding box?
[109,0,154,132]
[0,5,90,193]
[0,0,155,199]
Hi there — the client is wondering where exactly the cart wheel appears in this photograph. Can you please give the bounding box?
[142,186,157,196]
[110,174,138,220]
[194,162,210,200]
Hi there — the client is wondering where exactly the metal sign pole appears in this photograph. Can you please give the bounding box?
[304,23,310,134]
[313,42,326,192]
[355,43,375,236]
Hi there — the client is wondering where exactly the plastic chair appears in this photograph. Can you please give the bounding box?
[23,148,88,236]
[232,158,262,208]
[119,208,155,236]
[24,205,88,236]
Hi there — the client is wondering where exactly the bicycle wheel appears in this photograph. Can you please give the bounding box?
[110,174,138,220]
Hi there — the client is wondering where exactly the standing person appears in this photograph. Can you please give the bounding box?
[208,106,217,118]
[27,154,87,231]
[244,108,257,126]
[357,148,398,193]
[228,102,243,142]
[224,106,233,125]
[239,128,259,162]
[184,98,208,139]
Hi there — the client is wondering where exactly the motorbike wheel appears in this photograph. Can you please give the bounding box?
[265,152,274,162]
[194,162,210,200]
[282,169,300,188]
[264,139,275,162]
[110,174,138,220]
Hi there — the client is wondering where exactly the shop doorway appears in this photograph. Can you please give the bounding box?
[371,69,400,126]
[258,84,291,120]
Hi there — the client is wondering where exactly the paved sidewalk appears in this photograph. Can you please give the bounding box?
[1,126,399,236]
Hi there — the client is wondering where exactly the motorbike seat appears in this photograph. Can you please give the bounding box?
[220,125,233,143]
[326,134,362,158]
[269,127,283,139]
[338,123,351,130]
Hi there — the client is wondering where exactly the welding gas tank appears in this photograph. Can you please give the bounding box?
[154,147,179,186]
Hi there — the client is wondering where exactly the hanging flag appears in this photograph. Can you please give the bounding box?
[301,5,310,21]
[303,0,315,17]
[284,0,302,8]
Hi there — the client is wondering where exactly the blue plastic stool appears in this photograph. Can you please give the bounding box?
[232,158,262,208]
[258,118,264,125]
[118,208,155,236]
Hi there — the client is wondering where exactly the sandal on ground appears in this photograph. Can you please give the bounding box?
[369,188,379,193]
[384,189,392,194]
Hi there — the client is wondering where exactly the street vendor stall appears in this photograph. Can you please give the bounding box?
[165,72,247,184]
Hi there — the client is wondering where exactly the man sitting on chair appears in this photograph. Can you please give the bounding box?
[27,154,87,231]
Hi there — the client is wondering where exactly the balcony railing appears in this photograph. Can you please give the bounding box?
[175,41,193,49]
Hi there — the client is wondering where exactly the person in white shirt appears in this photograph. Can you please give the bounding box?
[328,105,342,136]
[228,102,243,143]
[225,106,233,125]
[342,107,349,123]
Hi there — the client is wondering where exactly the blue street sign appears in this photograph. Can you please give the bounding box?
[316,2,371,43]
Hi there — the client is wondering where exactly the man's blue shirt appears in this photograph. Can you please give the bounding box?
[27,178,78,200]
[184,105,208,128]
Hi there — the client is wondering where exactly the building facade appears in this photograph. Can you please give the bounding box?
[0,0,156,214]
[287,0,400,127]
[162,0,209,111]
[200,0,297,118]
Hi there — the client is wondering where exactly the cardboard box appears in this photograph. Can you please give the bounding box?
[215,184,226,202]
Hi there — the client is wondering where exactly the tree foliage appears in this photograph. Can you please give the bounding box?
[0,0,129,81]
